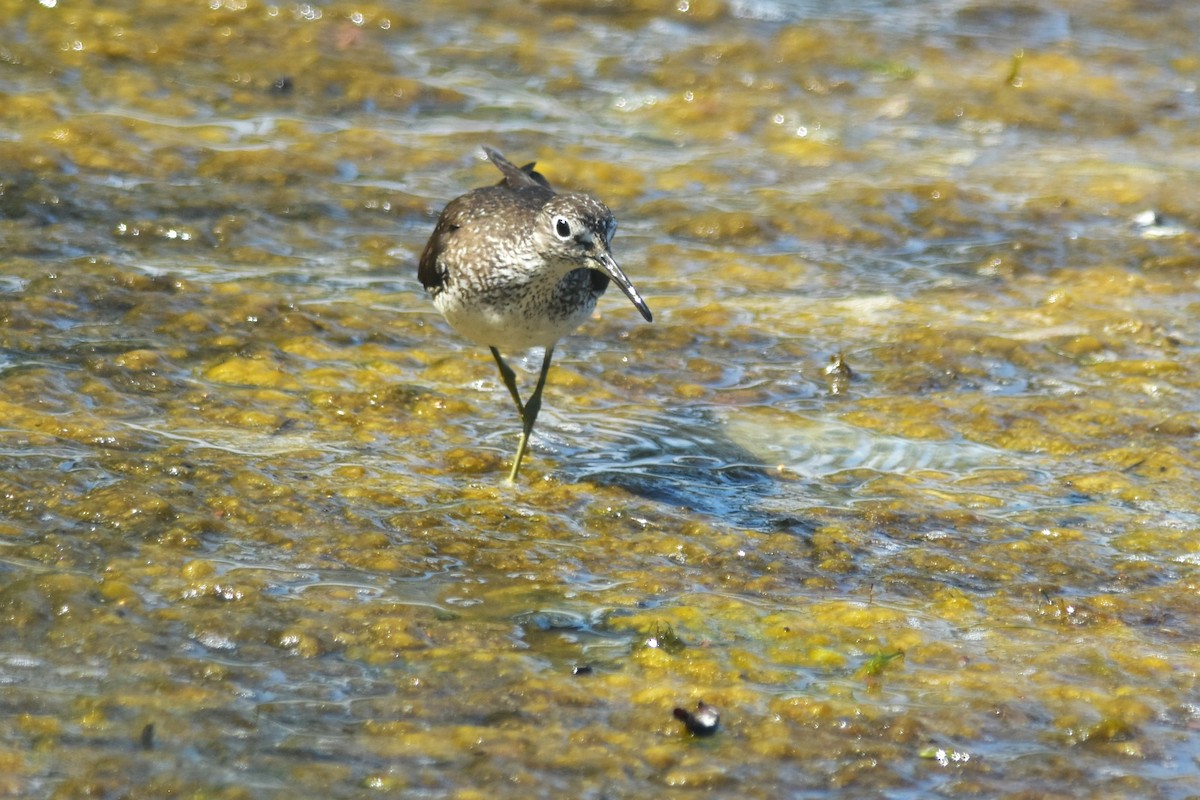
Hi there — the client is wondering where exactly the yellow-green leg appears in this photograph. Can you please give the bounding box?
[497,346,554,483]
[490,347,525,417]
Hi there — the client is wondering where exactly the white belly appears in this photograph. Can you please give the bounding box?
[435,290,597,351]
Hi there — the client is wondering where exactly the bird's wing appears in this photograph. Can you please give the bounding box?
[483,146,553,191]
[418,199,464,290]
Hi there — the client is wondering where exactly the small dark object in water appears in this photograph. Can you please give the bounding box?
[140,722,155,750]
[270,76,294,95]
[824,352,853,395]
[673,701,720,737]
[572,664,593,676]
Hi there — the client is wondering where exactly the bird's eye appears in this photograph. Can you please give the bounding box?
[554,216,572,239]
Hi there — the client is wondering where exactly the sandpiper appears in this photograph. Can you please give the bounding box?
[418,147,653,482]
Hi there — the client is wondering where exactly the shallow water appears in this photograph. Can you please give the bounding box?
[2,0,1200,797]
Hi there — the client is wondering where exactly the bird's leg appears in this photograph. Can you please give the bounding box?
[490,346,525,417]
[507,345,554,483]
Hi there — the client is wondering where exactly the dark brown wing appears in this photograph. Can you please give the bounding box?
[418,202,462,291]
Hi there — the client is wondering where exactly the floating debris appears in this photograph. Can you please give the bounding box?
[823,352,853,396]
[639,622,687,655]
[859,650,906,692]
[673,701,720,737]
[859,650,905,679]
[1131,209,1185,239]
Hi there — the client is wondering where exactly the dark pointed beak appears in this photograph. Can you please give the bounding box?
[597,251,653,323]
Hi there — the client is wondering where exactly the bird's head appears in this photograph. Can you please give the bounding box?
[535,193,652,323]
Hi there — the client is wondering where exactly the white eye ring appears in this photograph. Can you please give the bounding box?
[553,216,572,239]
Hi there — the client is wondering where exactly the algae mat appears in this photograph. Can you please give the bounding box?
[1,1,1199,797]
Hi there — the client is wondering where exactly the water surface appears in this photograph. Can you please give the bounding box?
[1,1,1199,797]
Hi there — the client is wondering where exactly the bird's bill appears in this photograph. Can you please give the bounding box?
[597,252,653,322]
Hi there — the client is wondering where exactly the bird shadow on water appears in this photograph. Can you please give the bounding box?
[559,403,1029,536]
[561,405,792,530]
